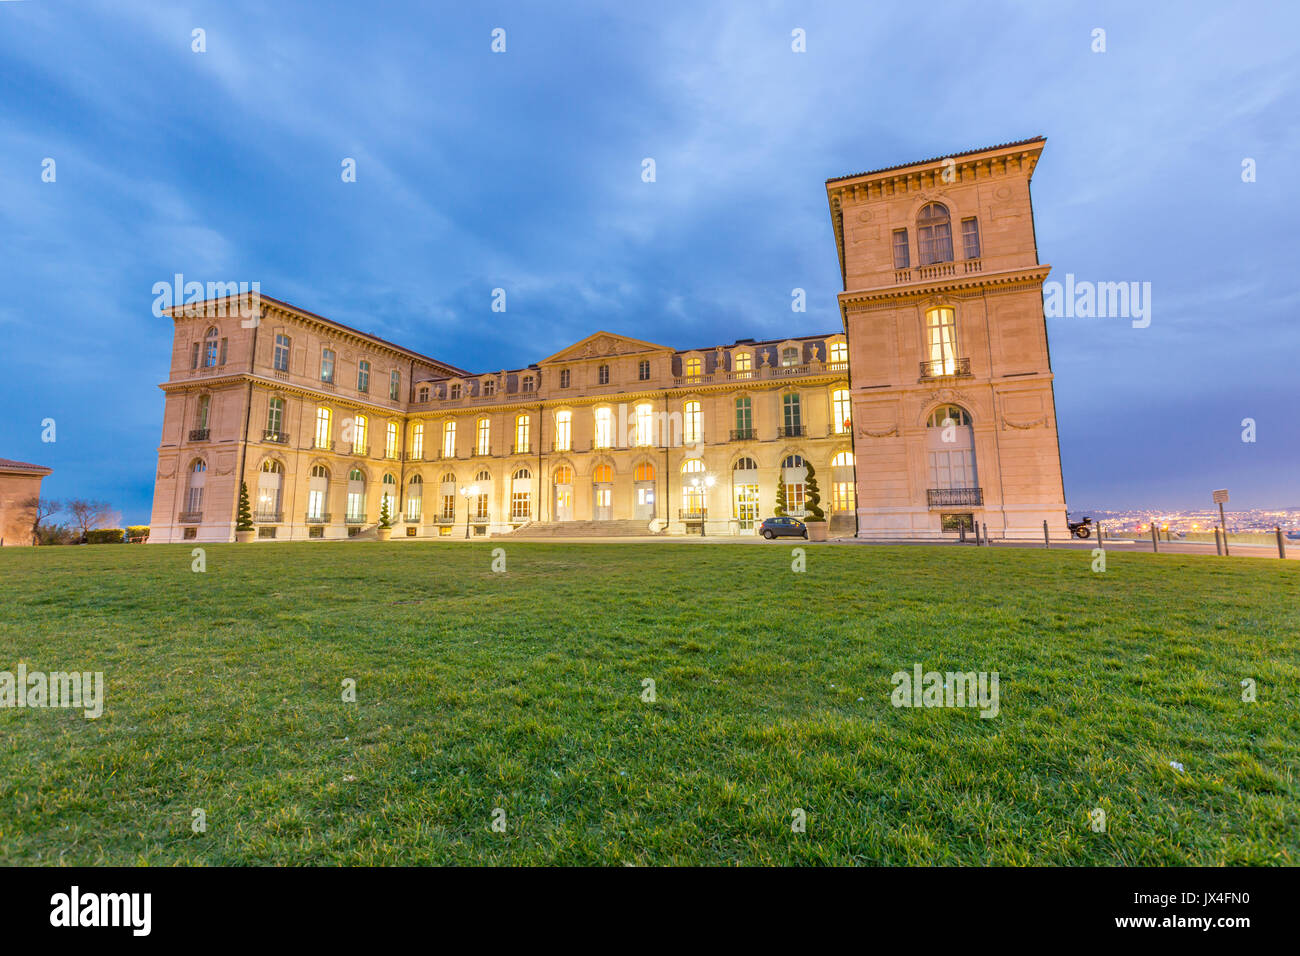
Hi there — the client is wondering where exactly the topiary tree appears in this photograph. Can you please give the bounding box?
[774,480,787,517]
[803,462,825,521]
[379,496,392,529]
[236,482,255,531]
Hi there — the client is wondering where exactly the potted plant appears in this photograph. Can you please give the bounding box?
[235,482,257,543]
[802,462,828,540]
[377,497,393,541]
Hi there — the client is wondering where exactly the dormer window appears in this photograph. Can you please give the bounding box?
[417,385,430,403]
[917,202,953,265]
[522,375,535,393]
[484,378,496,396]
[829,341,848,364]
[733,352,752,379]
[781,346,799,367]
[683,357,701,382]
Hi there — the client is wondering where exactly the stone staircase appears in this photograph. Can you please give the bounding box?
[507,519,658,538]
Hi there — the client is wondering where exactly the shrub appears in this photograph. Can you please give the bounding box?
[236,482,255,532]
[803,462,825,521]
[379,497,392,529]
[774,480,787,517]
[85,528,125,544]
[126,525,150,541]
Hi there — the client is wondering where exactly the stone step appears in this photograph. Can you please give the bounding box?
[508,519,657,537]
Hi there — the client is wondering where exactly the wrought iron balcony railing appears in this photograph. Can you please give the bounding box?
[926,487,983,508]
[263,429,289,444]
[188,428,210,442]
[730,428,756,441]
[777,424,805,438]
[345,514,366,525]
[304,513,331,524]
[255,511,282,523]
[919,357,972,380]
[678,509,708,521]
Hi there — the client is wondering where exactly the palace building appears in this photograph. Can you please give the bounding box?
[149,137,1066,542]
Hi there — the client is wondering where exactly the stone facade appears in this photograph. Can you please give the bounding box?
[0,458,53,546]
[826,136,1067,538]
[150,138,1066,542]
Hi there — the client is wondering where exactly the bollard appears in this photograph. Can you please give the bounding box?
[976,522,983,546]
[1278,526,1286,559]
[1043,519,1050,549]
[1096,521,1103,547]
[1150,521,1158,553]
[982,522,989,546]
[959,523,967,544]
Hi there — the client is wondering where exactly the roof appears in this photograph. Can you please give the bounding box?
[825,136,1046,184]
[0,458,52,475]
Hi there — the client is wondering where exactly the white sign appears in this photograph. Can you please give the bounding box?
[1212,489,1229,504]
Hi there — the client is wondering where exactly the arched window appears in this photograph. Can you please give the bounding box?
[684,357,702,382]
[406,474,423,521]
[554,411,572,452]
[832,388,852,434]
[346,468,366,522]
[925,308,959,375]
[439,472,457,520]
[307,465,329,521]
[681,459,709,515]
[781,455,807,516]
[593,464,613,484]
[733,352,752,379]
[203,327,219,367]
[917,202,953,265]
[831,452,856,514]
[511,468,532,520]
[473,470,490,520]
[257,459,284,519]
[634,462,655,482]
[594,407,612,449]
[732,457,758,529]
[682,458,704,474]
[926,406,977,496]
[555,465,574,485]
[781,346,799,368]
[683,401,701,444]
[185,459,207,515]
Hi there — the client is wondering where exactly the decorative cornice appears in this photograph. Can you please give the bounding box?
[839,265,1052,311]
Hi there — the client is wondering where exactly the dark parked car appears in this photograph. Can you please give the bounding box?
[760,516,807,539]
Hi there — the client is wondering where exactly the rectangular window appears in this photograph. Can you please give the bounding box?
[892,229,910,269]
[598,364,610,385]
[829,342,848,365]
[191,342,200,369]
[441,494,456,520]
[594,408,612,449]
[354,414,368,453]
[484,379,496,396]
[390,370,401,401]
[735,397,752,436]
[475,490,489,520]
[273,334,290,372]
[386,422,398,459]
[554,412,571,452]
[832,389,852,434]
[477,419,491,456]
[635,405,653,446]
[683,402,701,443]
[320,349,335,383]
[783,393,801,432]
[638,360,650,380]
[411,424,424,460]
[961,218,981,259]
[560,369,570,389]
[450,383,462,399]
[511,491,530,520]
[219,338,228,366]
[266,397,283,434]
[407,496,422,522]
[684,357,701,382]
[442,421,456,459]
[832,481,856,513]
[515,416,530,453]
[358,360,370,393]
[926,308,959,373]
[733,352,751,379]
[314,407,331,449]
[928,449,975,489]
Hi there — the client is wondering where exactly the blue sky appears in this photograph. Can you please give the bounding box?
[2,0,1298,523]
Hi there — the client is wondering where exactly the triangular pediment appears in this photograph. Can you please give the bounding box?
[540,331,673,365]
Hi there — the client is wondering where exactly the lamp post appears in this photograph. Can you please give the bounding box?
[460,484,480,538]
[688,473,716,536]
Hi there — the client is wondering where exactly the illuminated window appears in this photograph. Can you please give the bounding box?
[440,472,457,520]
[829,342,848,365]
[385,421,398,458]
[476,418,491,456]
[314,407,331,449]
[381,473,397,519]
[346,468,366,521]
[474,470,490,519]
[832,389,852,434]
[555,465,574,484]
[411,423,424,460]
[733,352,752,379]
[353,414,368,453]
[554,411,572,452]
[684,357,702,382]
[406,474,423,521]
[781,346,799,367]
[732,457,758,529]
[634,403,653,446]
[511,468,531,519]
[594,407,612,449]
[515,415,530,453]
[307,465,328,520]
[634,462,655,482]
[257,459,284,518]
[925,308,958,374]
[442,420,456,459]
[781,454,807,515]
[683,401,701,443]
[917,202,953,265]
[593,464,613,484]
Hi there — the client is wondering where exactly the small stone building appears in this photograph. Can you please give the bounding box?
[0,458,53,546]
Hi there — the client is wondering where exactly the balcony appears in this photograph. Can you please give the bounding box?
[178,511,203,523]
[305,513,331,524]
[263,429,289,444]
[345,514,366,525]
[313,440,335,451]
[679,508,707,521]
[730,428,756,441]
[255,512,283,523]
[927,487,983,508]
[349,444,370,457]
[919,357,972,381]
[188,428,210,442]
[512,444,532,455]
[777,424,805,438]
[433,515,456,525]
[671,360,844,388]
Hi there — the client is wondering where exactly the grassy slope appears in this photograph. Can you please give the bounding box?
[0,541,1296,865]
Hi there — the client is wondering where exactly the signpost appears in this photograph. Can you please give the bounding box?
[1212,489,1230,556]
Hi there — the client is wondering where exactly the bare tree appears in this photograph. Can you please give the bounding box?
[23,497,61,545]
[66,499,112,543]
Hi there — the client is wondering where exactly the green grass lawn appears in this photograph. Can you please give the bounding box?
[1,541,1296,865]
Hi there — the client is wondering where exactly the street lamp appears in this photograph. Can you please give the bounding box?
[688,473,716,536]
[460,484,480,538]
